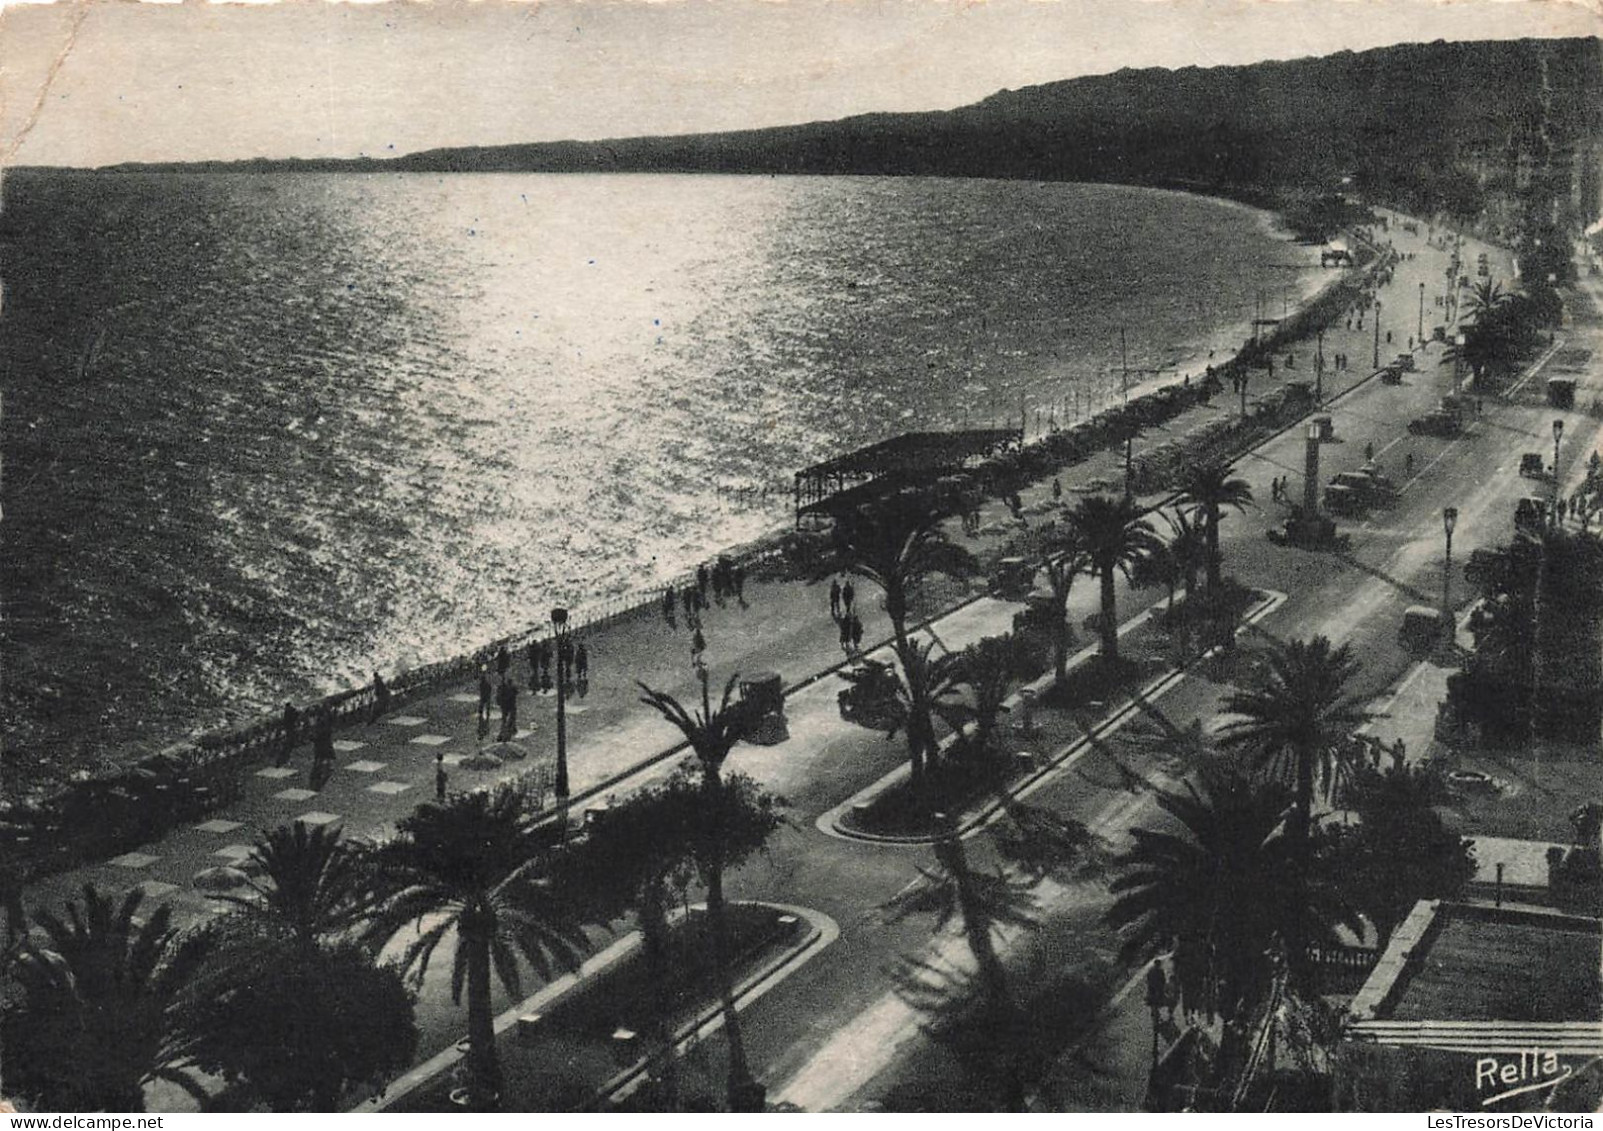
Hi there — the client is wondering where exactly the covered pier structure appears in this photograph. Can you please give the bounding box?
[793,427,1021,527]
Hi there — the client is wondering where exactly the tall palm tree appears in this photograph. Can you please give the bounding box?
[1216,635,1367,855]
[3,884,210,1112]
[832,494,979,657]
[1107,765,1349,1073]
[1176,461,1254,595]
[211,820,371,954]
[360,787,589,1111]
[560,765,782,1110]
[1108,767,1286,1027]
[639,673,767,1112]
[1065,494,1162,664]
[943,634,1030,760]
[1464,279,1510,324]
[1161,505,1205,605]
[838,636,966,806]
[1016,519,1088,693]
[1443,322,1515,390]
[185,820,416,1112]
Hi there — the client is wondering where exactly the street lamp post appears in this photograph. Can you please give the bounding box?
[1373,299,1383,369]
[1553,419,1565,505]
[1442,507,1458,646]
[1453,332,1466,397]
[1418,281,1425,345]
[550,607,571,803]
[1315,328,1325,403]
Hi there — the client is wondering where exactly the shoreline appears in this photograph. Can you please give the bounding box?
[0,214,1397,891]
[3,182,1365,805]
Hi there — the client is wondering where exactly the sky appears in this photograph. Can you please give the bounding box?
[1,0,1599,168]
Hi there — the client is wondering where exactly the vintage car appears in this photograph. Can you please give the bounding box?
[837,659,902,730]
[1408,411,1462,438]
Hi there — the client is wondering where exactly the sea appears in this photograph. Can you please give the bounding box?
[0,171,1320,787]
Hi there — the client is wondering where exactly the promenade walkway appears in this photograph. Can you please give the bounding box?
[18,210,1467,1114]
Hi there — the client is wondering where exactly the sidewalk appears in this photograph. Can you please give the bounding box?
[14,215,1462,1119]
[17,238,1409,927]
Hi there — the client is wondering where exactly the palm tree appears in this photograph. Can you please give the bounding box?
[832,494,979,657]
[1216,635,1367,855]
[1064,494,1162,665]
[837,636,966,806]
[1176,461,1254,595]
[211,821,371,954]
[639,673,768,1112]
[3,884,210,1112]
[943,634,1030,761]
[360,786,589,1111]
[1107,765,1350,1076]
[184,821,416,1111]
[1464,279,1510,324]
[830,495,978,812]
[1016,519,1088,692]
[561,765,782,1109]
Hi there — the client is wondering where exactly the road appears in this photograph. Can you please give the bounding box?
[38,208,1594,1114]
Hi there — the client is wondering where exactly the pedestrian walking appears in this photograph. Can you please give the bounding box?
[734,564,746,604]
[1052,477,1063,500]
[850,614,864,653]
[574,641,589,682]
[838,614,852,655]
[435,752,448,802]
[478,666,492,725]
[313,709,335,765]
[841,579,855,617]
[495,645,510,679]
[1364,441,1375,463]
[371,671,390,724]
[528,640,541,690]
[278,702,300,766]
[1405,452,1415,477]
[829,577,842,620]
[497,678,518,743]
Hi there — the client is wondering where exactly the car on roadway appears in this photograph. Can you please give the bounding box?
[1409,411,1462,438]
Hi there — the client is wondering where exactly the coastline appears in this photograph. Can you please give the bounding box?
[10,228,1378,819]
[2,181,1359,809]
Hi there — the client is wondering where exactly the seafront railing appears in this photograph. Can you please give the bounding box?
[2,234,1395,884]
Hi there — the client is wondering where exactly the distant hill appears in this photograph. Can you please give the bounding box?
[93,36,1603,225]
